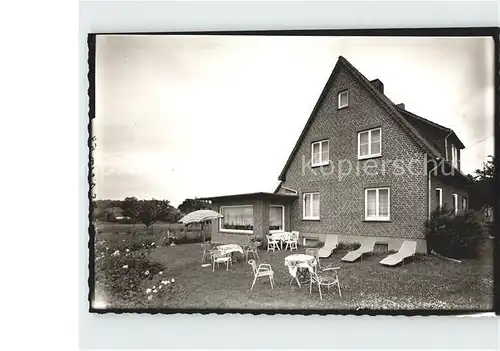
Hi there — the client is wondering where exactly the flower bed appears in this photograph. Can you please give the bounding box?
[94,234,167,308]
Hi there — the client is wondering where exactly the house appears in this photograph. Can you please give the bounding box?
[104,207,126,221]
[202,56,470,253]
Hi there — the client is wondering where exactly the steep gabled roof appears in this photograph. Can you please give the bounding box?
[396,105,465,150]
[278,56,449,181]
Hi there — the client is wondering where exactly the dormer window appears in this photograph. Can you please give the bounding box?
[451,144,458,169]
[338,90,349,109]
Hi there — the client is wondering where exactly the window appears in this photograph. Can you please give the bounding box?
[451,144,458,169]
[435,188,443,210]
[219,205,253,233]
[358,128,382,159]
[269,205,285,233]
[311,140,329,167]
[338,90,349,109]
[365,187,390,221]
[453,194,458,215]
[303,192,320,220]
[461,196,468,211]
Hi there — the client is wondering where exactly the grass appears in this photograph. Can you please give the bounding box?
[97,240,493,311]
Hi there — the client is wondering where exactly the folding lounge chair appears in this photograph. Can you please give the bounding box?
[380,241,417,267]
[318,235,339,258]
[341,240,375,262]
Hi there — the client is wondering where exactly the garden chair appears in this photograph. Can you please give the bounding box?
[200,242,212,264]
[309,265,342,300]
[341,240,375,262]
[248,259,274,290]
[284,232,299,251]
[245,241,260,261]
[266,234,280,252]
[379,241,417,267]
[318,235,338,258]
[305,248,321,268]
[211,249,232,272]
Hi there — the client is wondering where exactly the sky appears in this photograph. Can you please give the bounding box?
[94,35,494,207]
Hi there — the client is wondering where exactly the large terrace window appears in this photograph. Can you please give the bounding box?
[219,205,254,233]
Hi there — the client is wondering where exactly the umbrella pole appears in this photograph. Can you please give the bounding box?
[201,221,205,243]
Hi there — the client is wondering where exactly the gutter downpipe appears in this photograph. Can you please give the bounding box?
[428,156,442,220]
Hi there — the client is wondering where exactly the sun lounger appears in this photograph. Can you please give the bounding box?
[341,240,375,262]
[380,241,417,266]
[318,235,339,258]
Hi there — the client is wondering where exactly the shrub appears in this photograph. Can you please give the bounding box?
[425,205,488,258]
[95,248,165,301]
[338,242,361,251]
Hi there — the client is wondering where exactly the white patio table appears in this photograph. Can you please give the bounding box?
[270,232,291,250]
[284,254,316,287]
[217,244,245,261]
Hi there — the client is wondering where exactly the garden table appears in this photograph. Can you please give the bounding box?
[284,254,316,288]
[270,232,291,250]
[217,244,245,262]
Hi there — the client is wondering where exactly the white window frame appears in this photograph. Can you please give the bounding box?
[269,205,285,233]
[219,205,254,234]
[436,188,443,210]
[364,187,390,221]
[358,128,382,160]
[453,194,458,215]
[338,90,349,109]
[302,192,320,220]
[311,139,329,167]
[461,196,468,212]
[451,144,458,169]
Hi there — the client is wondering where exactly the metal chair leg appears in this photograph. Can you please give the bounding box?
[250,275,257,291]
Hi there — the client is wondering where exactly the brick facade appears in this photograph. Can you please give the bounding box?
[280,64,430,251]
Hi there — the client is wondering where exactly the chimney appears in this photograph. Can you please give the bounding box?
[370,79,384,94]
[396,103,405,110]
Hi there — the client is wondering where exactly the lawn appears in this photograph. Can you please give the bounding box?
[95,239,493,312]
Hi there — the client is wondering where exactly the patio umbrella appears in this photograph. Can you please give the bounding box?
[178,209,223,242]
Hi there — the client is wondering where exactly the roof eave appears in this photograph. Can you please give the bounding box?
[278,59,343,181]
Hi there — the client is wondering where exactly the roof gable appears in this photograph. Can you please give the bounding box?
[278,56,446,181]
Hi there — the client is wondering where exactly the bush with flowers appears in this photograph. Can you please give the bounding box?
[94,237,165,305]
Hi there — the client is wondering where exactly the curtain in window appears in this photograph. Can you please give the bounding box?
[379,189,389,216]
[339,91,348,106]
[269,206,283,231]
[304,194,311,218]
[304,193,320,218]
[221,206,253,230]
[359,131,369,156]
[312,142,320,165]
[321,140,329,164]
[366,190,377,217]
[371,129,381,154]
[312,193,320,217]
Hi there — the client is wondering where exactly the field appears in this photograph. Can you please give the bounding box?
[94,220,210,242]
[93,230,494,312]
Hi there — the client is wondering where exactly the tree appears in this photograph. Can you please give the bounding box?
[178,198,210,215]
[124,198,180,227]
[122,197,139,218]
[468,155,495,210]
[473,155,494,181]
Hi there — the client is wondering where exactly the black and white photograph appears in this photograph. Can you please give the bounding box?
[89,31,495,313]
